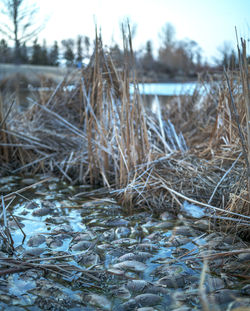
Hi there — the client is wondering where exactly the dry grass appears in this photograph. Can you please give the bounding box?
[0,31,249,237]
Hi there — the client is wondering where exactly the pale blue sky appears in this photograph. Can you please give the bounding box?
[38,0,250,63]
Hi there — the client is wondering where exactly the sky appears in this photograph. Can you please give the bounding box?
[35,0,250,63]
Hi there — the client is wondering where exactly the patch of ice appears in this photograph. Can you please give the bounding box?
[182,201,206,219]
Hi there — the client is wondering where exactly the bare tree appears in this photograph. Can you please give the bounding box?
[159,22,176,49]
[0,0,44,62]
[216,41,236,68]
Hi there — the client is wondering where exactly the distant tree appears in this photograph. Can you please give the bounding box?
[76,35,83,66]
[0,38,12,62]
[141,40,154,71]
[158,23,177,74]
[159,23,176,49]
[31,39,42,65]
[40,40,48,65]
[216,41,237,69]
[19,42,28,63]
[49,41,59,66]
[0,0,45,63]
[62,39,75,67]
[158,23,202,76]
[109,43,123,68]
[229,49,237,69]
[84,36,90,58]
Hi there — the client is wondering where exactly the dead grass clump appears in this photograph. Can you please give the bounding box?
[0,31,249,237]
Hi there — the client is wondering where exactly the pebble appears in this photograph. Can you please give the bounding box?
[205,276,225,292]
[76,251,100,267]
[113,260,147,272]
[241,284,250,296]
[25,201,39,210]
[32,207,53,217]
[87,294,112,310]
[115,227,131,238]
[21,178,37,185]
[1,187,249,311]
[71,240,92,251]
[46,237,63,248]
[134,293,162,307]
[237,252,250,262]
[27,235,46,247]
[208,289,241,305]
[105,218,129,227]
[23,247,45,257]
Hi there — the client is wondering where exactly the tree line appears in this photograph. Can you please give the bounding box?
[0,0,247,79]
[0,35,91,67]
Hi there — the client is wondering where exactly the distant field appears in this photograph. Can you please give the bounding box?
[0,63,70,83]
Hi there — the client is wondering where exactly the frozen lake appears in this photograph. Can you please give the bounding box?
[131,82,200,96]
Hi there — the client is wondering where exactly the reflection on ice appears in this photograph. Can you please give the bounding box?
[152,96,188,153]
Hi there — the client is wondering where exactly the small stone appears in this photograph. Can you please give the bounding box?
[105,218,129,227]
[87,294,111,310]
[241,284,250,296]
[23,247,45,257]
[118,252,151,262]
[160,211,176,221]
[47,237,63,248]
[27,235,46,247]
[193,219,210,231]
[171,307,192,311]
[134,293,162,307]
[25,201,39,210]
[115,227,131,238]
[208,289,240,305]
[205,276,225,292]
[111,286,131,299]
[113,238,138,246]
[21,178,37,185]
[8,220,24,229]
[155,221,174,230]
[135,243,158,251]
[119,299,137,311]
[127,280,149,293]
[52,224,73,234]
[113,260,147,272]
[173,226,194,236]
[157,275,186,288]
[71,241,92,251]
[76,251,100,267]
[32,207,52,217]
[237,252,250,262]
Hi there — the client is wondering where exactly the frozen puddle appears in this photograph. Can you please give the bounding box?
[0,176,249,310]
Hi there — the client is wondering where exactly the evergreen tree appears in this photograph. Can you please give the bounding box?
[84,36,90,58]
[20,42,29,63]
[49,41,59,66]
[141,40,154,71]
[0,38,12,63]
[31,39,42,65]
[41,40,49,65]
[62,39,75,67]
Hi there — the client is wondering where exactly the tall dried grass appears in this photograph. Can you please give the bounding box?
[0,31,249,236]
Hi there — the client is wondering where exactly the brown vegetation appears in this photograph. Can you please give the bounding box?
[0,33,249,238]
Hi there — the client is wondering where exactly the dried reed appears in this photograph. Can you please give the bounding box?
[0,29,249,236]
